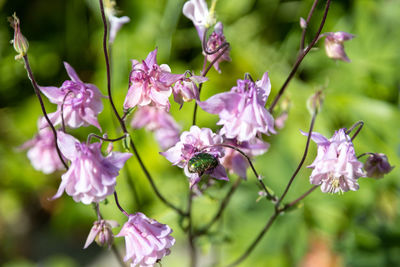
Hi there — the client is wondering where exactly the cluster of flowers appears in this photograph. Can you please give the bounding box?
[14,0,393,266]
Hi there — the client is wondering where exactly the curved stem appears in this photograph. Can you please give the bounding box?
[226,213,279,267]
[192,43,230,126]
[22,55,68,170]
[280,185,318,211]
[114,191,129,217]
[300,0,320,51]
[357,152,373,159]
[211,143,276,201]
[269,0,332,113]
[275,111,317,209]
[87,133,127,144]
[195,178,241,236]
[346,120,364,141]
[99,0,186,217]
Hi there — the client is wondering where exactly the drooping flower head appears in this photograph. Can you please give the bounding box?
[199,72,276,142]
[9,13,29,60]
[84,219,119,249]
[20,127,65,174]
[172,75,207,108]
[54,132,132,204]
[220,137,269,179]
[131,105,181,150]
[104,0,130,44]
[160,125,228,187]
[204,22,231,73]
[323,31,354,62]
[364,153,393,179]
[124,48,184,111]
[39,62,105,131]
[116,212,175,267]
[303,128,365,194]
[183,0,217,40]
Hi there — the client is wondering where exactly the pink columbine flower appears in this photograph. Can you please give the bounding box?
[20,127,65,174]
[116,212,175,267]
[364,153,393,179]
[183,0,216,40]
[84,219,119,249]
[38,62,105,131]
[199,72,276,142]
[124,48,184,111]
[220,137,269,179]
[172,75,207,108]
[303,128,365,194]
[104,0,130,44]
[323,31,354,62]
[204,22,231,73]
[53,132,132,204]
[160,125,228,187]
[131,106,181,150]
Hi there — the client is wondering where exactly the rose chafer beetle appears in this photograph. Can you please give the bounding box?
[188,152,218,175]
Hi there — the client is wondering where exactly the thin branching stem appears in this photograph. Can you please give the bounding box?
[300,0,320,51]
[346,120,364,141]
[114,191,129,217]
[87,133,127,144]
[98,0,186,217]
[275,110,317,209]
[211,143,276,201]
[22,55,68,170]
[269,0,332,113]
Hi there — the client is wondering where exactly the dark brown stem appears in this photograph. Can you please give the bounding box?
[195,178,241,236]
[280,185,318,211]
[87,133,127,144]
[99,0,186,217]
[211,144,276,201]
[269,0,331,113]
[192,43,230,126]
[226,213,279,267]
[275,111,317,209]
[113,191,129,217]
[346,121,364,141]
[188,191,197,267]
[22,55,68,170]
[300,0,320,51]
[357,152,373,159]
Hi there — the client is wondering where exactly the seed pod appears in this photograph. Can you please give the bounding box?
[188,153,218,175]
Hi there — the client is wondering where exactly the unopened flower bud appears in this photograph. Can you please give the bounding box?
[364,153,394,179]
[323,31,354,62]
[307,90,324,115]
[9,13,29,59]
[300,17,307,29]
[84,220,119,249]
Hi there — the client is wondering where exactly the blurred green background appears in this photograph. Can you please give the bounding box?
[0,0,399,266]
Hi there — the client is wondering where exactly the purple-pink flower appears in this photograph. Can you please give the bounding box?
[39,62,104,131]
[183,0,216,40]
[160,125,228,187]
[84,219,119,249]
[204,22,231,73]
[199,72,276,142]
[323,31,354,62]
[116,212,175,267]
[124,48,184,111]
[172,75,207,108]
[220,137,269,179]
[20,127,65,174]
[364,153,393,179]
[53,132,132,204]
[131,106,181,150]
[303,128,365,194]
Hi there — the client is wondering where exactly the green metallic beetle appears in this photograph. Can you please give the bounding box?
[188,152,218,175]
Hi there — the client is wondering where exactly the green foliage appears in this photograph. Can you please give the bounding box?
[0,0,399,266]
